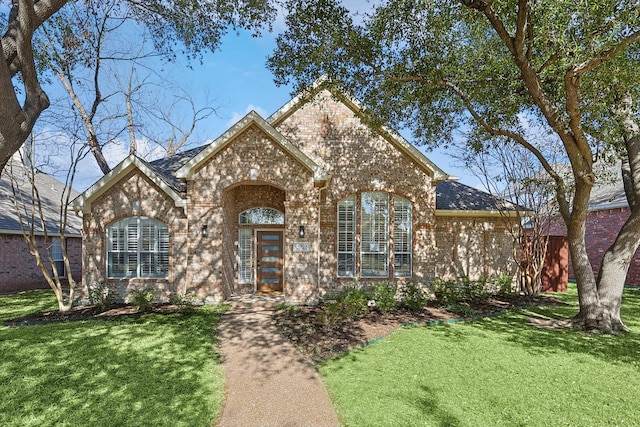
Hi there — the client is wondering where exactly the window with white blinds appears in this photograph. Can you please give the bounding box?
[106,218,169,278]
[337,195,357,277]
[336,192,413,279]
[238,229,253,284]
[361,192,389,277]
[393,195,412,278]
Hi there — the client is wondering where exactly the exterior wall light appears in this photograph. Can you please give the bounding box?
[298,225,305,238]
[250,168,258,180]
[202,224,208,238]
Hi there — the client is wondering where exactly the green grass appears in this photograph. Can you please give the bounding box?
[0,291,225,427]
[321,285,640,427]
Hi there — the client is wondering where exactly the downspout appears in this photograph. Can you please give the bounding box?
[317,178,330,302]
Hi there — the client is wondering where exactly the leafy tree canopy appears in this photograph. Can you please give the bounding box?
[269,0,639,155]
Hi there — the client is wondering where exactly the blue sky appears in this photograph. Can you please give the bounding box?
[33,15,480,191]
[132,30,479,187]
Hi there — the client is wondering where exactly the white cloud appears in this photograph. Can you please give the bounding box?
[226,104,269,127]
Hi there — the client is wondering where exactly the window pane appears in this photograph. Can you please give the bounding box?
[361,192,389,278]
[394,196,412,278]
[238,229,252,284]
[106,218,169,279]
[239,208,284,225]
[337,195,356,277]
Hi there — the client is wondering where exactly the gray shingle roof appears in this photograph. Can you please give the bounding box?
[0,162,81,236]
[436,180,517,211]
[145,145,207,193]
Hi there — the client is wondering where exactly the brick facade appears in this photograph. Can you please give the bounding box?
[0,233,82,293]
[548,207,640,285]
[78,87,518,304]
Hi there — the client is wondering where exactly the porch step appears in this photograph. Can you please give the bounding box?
[224,293,285,313]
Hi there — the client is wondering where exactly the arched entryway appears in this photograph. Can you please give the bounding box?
[222,183,286,295]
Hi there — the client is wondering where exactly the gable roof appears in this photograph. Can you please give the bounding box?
[0,161,82,236]
[435,180,520,216]
[267,77,449,182]
[175,110,328,183]
[72,154,187,215]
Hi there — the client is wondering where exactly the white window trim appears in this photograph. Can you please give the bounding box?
[336,192,414,279]
[238,229,253,284]
[337,195,357,278]
[239,207,284,225]
[393,195,413,278]
[360,192,390,278]
[106,217,169,279]
[51,237,66,278]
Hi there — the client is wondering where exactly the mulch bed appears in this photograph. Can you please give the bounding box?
[273,294,561,362]
[4,303,184,327]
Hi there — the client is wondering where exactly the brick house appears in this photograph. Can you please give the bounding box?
[0,159,82,293]
[547,165,640,286]
[73,83,517,303]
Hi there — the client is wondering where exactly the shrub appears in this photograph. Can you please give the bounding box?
[370,283,398,314]
[317,301,348,328]
[399,282,428,312]
[128,288,155,311]
[460,276,490,302]
[333,287,371,319]
[432,279,463,304]
[493,274,514,295]
[89,281,117,308]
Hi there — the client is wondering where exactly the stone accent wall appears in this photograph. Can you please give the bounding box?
[0,234,82,293]
[186,124,319,303]
[275,89,437,290]
[433,215,517,281]
[548,207,640,285]
[82,169,188,301]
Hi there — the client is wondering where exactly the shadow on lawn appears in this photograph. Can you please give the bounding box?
[0,308,224,426]
[431,288,640,367]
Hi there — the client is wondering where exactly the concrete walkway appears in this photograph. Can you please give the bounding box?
[217,295,341,427]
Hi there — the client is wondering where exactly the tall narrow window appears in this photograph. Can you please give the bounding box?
[238,229,253,284]
[51,237,65,278]
[361,192,389,277]
[107,218,169,278]
[394,196,413,277]
[337,195,356,277]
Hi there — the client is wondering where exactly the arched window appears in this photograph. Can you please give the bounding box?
[336,193,413,279]
[106,217,169,278]
[239,207,284,225]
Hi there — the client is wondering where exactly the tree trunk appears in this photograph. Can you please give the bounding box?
[595,211,640,333]
[595,92,640,332]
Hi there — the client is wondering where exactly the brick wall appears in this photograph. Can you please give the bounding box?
[547,207,640,285]
[82,169,188,301]
[0,233,82,293]
[276,89,438,290]
[433,215,517,281]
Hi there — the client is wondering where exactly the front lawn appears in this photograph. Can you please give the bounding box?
[0,290,225,427]
[320,286,640,426]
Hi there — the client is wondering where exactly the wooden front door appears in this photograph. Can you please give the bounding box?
[256,230,284,292]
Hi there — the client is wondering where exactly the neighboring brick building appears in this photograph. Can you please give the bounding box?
[0,159,82,293]
[547,169,640,286]
[74,82,518,304]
